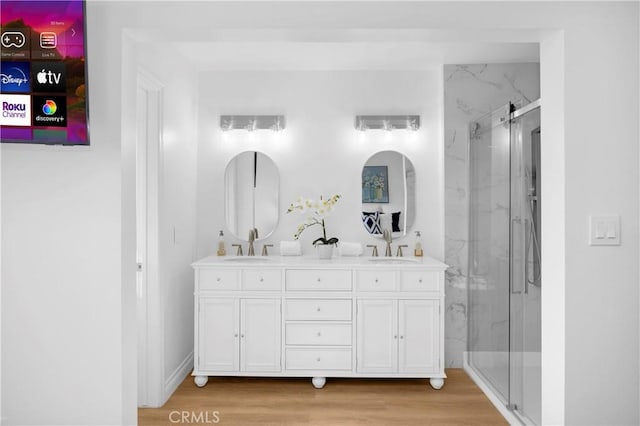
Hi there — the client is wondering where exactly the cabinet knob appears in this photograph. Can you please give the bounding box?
[316,358,321,362]
[241,334,245,338]
[375,278,379,283]
[317,332,322,337]
[400,335,404,339]
[316,307,321,312]
[394,335,398,339]
[259,277,264,282]
[316,278,321,282]
[418,278,423,283]
[216,277,221,282]
[234,333,238,338]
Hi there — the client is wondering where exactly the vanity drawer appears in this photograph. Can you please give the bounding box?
[285,299,352,321]
[356,270,397,291]
[285,348,352,370]
[286,323,352,346]
[198,269,240,291]
[242,269,282,291]
[285,269,352,291]
[400,271,441,292]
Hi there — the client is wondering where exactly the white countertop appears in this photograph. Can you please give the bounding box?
[192,254,448,270]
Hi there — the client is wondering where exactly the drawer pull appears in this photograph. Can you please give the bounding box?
[375,278,379,283]
[418,278,423,283]
[316,278,322,282]
[317,332,322,337]
[216,277,221,282]
[259,277,264,282]
[316,307,321,312]
[317,358,321,362]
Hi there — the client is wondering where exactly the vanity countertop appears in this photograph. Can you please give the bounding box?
[192,254,448,270]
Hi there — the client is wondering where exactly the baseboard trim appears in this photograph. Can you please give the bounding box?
[463,352,522,426]
[164,351,194,405]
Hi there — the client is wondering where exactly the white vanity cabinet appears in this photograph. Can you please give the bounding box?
[192,256,447,390]
[357,299,439,374]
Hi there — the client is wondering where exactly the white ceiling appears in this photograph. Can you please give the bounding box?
[133,28,540,71]
[174,41,539,70]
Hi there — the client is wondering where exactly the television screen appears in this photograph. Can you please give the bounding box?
[1,0,89,145]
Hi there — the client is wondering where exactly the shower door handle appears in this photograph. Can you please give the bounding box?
[510,217,525,294]
[524,218,530,295]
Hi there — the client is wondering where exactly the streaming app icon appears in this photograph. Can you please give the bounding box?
[39,32,57,49]
[31,61,66,93]
[0,28,30,59]
[0,62,30,93]
[0,94,31,126]
[1,31,26,48]
[32,95,66,127]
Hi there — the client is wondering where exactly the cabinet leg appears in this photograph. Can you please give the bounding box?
[311,377,326,389]
[194,375,209,388]
[429,378,444,390]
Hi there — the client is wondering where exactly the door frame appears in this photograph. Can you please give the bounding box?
[136,68,164,408]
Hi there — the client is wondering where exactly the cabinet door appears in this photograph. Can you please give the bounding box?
[199,298,239,372]
[398,299,439,373]
[356,299,397,373]
[241,298,281,372]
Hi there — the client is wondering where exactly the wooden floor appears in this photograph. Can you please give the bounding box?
[139,369,506,425]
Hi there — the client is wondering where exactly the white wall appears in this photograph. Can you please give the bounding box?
[195,71,444,260]
[1,4,124,424]
[135,44,199,402]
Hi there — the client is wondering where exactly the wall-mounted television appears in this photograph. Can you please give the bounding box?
[0,0,89,145]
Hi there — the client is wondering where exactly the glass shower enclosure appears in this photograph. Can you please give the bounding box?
[467,100,541,425]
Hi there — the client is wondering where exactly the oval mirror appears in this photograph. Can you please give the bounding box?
[361,150,415,238]
[225,151,279,241]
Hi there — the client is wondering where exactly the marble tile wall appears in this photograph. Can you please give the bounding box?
[443,63,540,367]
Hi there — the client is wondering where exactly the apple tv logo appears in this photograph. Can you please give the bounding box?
[31,61,66,93]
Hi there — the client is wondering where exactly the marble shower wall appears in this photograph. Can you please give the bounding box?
[443,64,540,367]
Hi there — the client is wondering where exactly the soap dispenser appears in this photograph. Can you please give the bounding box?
[414,231,424,257]
[217,230,226,256]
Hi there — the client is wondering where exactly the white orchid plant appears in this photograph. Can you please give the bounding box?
[286,194,341,246]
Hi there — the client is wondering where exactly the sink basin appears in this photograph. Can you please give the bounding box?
[223,256,275,263]
[367,257,420,264]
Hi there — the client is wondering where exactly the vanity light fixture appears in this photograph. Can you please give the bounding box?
[220,115,286,132]
[355,115,420,131]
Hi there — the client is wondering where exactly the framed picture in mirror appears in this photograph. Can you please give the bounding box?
[362,165,389,203]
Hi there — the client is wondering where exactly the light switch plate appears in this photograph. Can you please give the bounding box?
[589,215,621,246]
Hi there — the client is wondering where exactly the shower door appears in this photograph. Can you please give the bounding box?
[468,101,541,425]
[509,104,541,425]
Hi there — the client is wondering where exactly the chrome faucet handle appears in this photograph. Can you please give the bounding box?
[261,244,273,256]
[366,244,379,257]
[232,244,243,256]
[396,245,408,257]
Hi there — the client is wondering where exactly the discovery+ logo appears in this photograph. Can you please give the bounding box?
[32,95,66,127]
[0,62,30,93]
[31,61,66,92]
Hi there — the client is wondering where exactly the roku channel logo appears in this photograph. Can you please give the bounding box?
[0,94,31,126]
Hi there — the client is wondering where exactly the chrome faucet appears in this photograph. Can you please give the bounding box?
[383,229,393,257]
[247,228,257,256]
